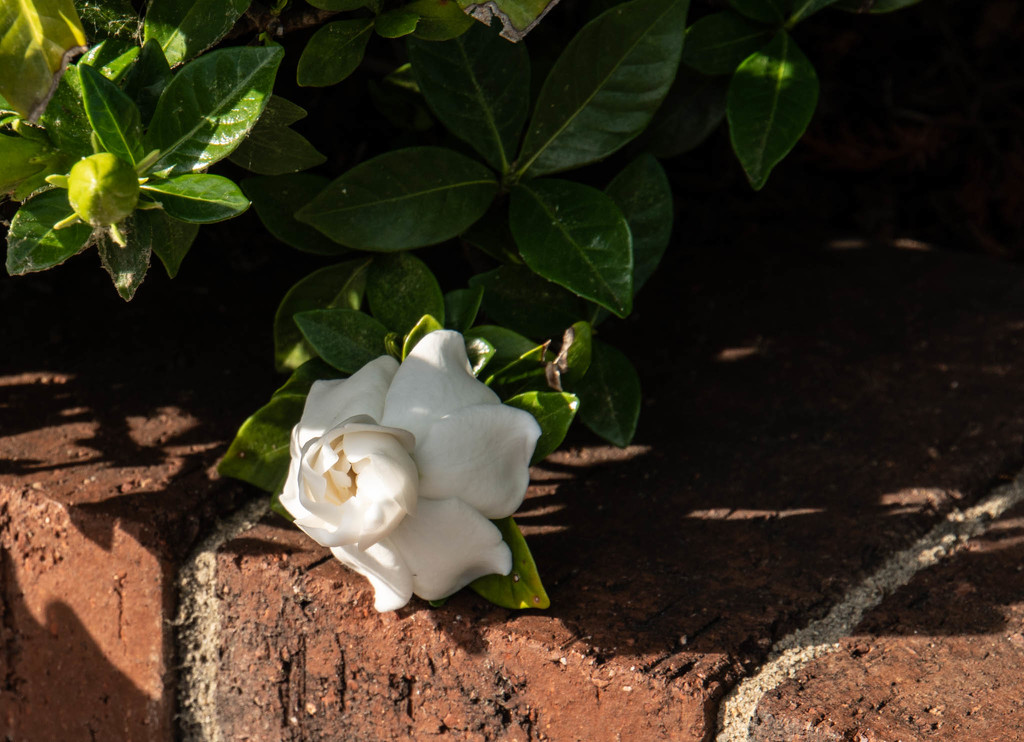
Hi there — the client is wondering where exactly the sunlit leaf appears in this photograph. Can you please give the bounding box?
[470,517,549,609]
[143,0,251,67]
[5,188,91,275]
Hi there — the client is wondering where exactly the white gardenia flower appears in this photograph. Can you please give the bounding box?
[279,330,541,611]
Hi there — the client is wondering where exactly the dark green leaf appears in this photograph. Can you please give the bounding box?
[726,31,818,190]
[146,46,284,175]
[516,0,688,177]
[306,0,366,8]
[273,358,345,398]
[643,68,728,158]
[79,64,144,165]
[274,259,371,372]
[728,0,785,23]
[241,174,343,255]
[143,0,252,67]
[681,11,775,76]
[96,215,152,301]
[218,394,306,493]
[79,40,140,82]
[469,265,585,339]
[140,173,249,223]
[605,154,673,294]
[465,324,537,371]
[366,252,445,335]
[375,8,421,38]
[297,19,373,87]
[408,20,529,173]
[484,342,548,398]
[408,0,475,40]
[123,40,172,125]
[444,286,484,333]
[38,66,92,159]
[556,320,592,387]
[402,314,444,358]
[576,340,640,447]
[833,0,921,12]
[505,391,579,463]
[297,146,498,251]
[295,308,390,373]
[0,133,57,197]
[460,201,522,263]
[787,0,838,23]
[227,96,327,175]
[75,0,138,41]
[510,179,633,317]
[133,208,199,278]
[5,189,90,275]
[470,517,549,609]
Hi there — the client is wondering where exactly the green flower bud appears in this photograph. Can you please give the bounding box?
[67,153,139,227]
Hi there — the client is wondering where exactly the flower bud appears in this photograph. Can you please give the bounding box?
[67,153,139,227]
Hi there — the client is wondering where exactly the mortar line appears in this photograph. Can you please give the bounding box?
[174,496,270,742]
[716,472,1024,742]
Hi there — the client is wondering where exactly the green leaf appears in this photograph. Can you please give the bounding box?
[123,40,172,125]
[79,40,140,82]
[402,314,444,358]
[139,173,249,223]
[0,133,56,197]
[407,0,475,41]
[294,308,390,373]
[833,0,921,12]
[38,65,92,159]
[484,342,548,398]
[728,0,785,23]
[143,0,252,67]
[576,340,640,447]
[132,207,199,278]
[96,215,152,301]
[787,0,838,23]
[461,202,522,263]
[444,286,484,333]
[0,0,87,121]
[297,147,498,251]
[241,174,343,255]
[643,68,728,158]
[465,324,537,372]
[227,96,327,175]
[515,0,688,178]
[470,517,549,609]
[464,335,495,376]
[375,8,420,38]
[510,179,633,317]
[726,30,818,190]
[297,19,374,87]
[274,259,371,372]
[79,64,145,166]
[455,0,557,41]
[273,357,345,398]
[218,394,306,493]
[6,189,91,275]
[469,266,585,340]
[75,0,138,41]
[681,11,775,76]
[554,320,592,387]
[505,391,579,464]
[408,20,529,173]
[366,252,445,335]
[605,154,673,295]
[146,45,285,176]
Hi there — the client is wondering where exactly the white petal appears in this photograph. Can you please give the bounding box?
[295,356,399,447]
[331,540,413,612]
[380,331,499,442]
[389,498,512,602]
[416,404,540,519]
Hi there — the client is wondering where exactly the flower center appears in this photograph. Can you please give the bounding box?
[318,433,366,505]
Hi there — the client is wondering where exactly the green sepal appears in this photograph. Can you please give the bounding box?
[470,517,549,610]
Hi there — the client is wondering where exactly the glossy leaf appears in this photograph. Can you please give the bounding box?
[510,179,633,317]
[275,260,371,372]
[79,40,140,83]
[218,394,306,493]
[0,133,56,197]
[297,19,373,87]
[96,215,152,301]
[605,154,673,294]
[408,21,529,173]
[444,286,484,333]
[294,308,390,373]
[375,8,420,38]
[465,325,537,373]
[506,391,579,464]
[407,0,475,41]
[470,266,584,340]
[123,40,172,124]
[366,252,446,335]
[516,0,688,178]
[787,0,839,23]
[241,174,343,255]
[727,31,818,190]
[76,0,138,40]
[0,0,87,120]
[38,65,92,159]
[140,174,249,223]
[681,11,775,76]
[133,207,200,278]
[728,0,785,23]
[484,342,548,398]
[455,0,558,41]
[576,340,641,447]
[643,68,728,158]
[228,96,326,175]
[146,46,284,176]
[402,314,444,358]
[6,189,91,275]
[143,0,251,67]
[79,64,144,165]
[297,147,498,252]
[470,517,549,609]
[464,335,496,376]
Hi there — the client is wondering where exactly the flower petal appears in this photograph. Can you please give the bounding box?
[416,404,540,519]
[381,331,499,443]
[296,355,399,447]
[389,498,512,601]
[331,540,413,612]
